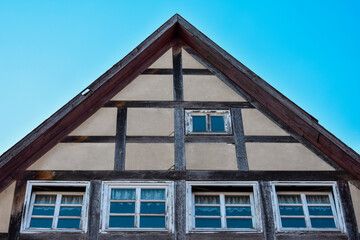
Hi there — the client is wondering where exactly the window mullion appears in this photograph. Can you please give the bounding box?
[219,194,226,229]
[301,194,311,229]
[135,187,141,228]
[53,194,62,229]
[206,114,211,132]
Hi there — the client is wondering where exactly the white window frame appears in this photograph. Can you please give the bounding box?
[101,181,174,232]
[185,110,232,135]
[21,181,90,233]
[270,181,346,233]
[186,181,262,232]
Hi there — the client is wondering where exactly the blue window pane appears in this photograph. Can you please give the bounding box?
[192,116,207,132]
[109,216,134,228]
[140,216,165,228]
[61,195,83,204]
[306,195,330,204]
[227,218,253,228]
[195,195,220,204]
[278,195,302,204]
[32,206,55,216]
[57,219,80,229]
[308,206,333,216]
[30,218,53,228]
[59,207,82,216]
[141,189,165,200]
[35,195,56,204]
[225,196,250,204]
[140,202,165,214]
[195,218,221,228]
[226,207,252,216]
[110,202,135,213]
[279,206,304,216]
[210,116,225,132]
[195,206,220,216]
[311,218,336,228]
[281,218,306,228]
[111,189,135,200]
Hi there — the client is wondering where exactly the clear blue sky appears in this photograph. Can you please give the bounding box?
[0,0,359,155]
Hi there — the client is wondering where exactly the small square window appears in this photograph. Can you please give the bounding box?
[186,182,262,232]
[185,110,232,135]
[271,182,345,232]
[22,181,90,232]
[102,182,174,232]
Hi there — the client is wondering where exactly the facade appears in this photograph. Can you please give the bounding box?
[0,14,359,240]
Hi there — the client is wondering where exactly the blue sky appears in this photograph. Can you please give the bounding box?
[0,0,359,155]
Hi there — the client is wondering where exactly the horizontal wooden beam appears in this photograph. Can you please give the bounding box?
[103,101,254,108]
[244,136,298,143]
[18,170,353,181]
[142,68,213,75]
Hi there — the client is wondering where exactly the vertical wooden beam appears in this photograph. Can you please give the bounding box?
[259,181,276,240]
[173,46,185,171]
[114,108,127,171]
[8,180,27,240]
[174,180,186,240]
[86,180,102,240]
[337,181,360,240]
[231,108,248,170]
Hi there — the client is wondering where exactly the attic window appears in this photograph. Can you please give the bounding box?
[21,181,90,232]
[185,110,232,135]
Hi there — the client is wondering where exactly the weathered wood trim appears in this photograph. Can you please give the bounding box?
[231,108,248,170]
[276,232,348,240]
[244,136,298,143]
[98,232,174,240]
[174,108,185,171]
[185,135,234,143]
[174,180,186,240]
[186,232,264,239]
[114,108,127,171]
[0,233,7,240]
[142,68,213,75]
[259,181,276,240]
[337,180,360,240]
[87,180,102,240]
[172,45,184,101]
[103,101,254,108]
[8,180,27,240]
[17,170,352,182]
[20,232,86,240]
[62,136,116,143]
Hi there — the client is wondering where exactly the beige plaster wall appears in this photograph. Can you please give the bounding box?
[0,182,15,233]
[242,109,289,136]
[182,49,206,69]
[69,108,117,136]
[186,143,237,170]
[125,143,174,170]
[127,108,174,136]
[148,49,172,68]
[28,143,115,170]
[111,75,173,101]
[247,143,334,171]
[183,75,245,102]
[349,183,360,230]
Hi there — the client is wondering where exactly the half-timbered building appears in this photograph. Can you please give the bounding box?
[0,14,359,240]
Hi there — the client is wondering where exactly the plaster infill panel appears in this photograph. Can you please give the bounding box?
[127,108,174,136]
[182,48,206,69]
[0,182,15,233]
[125,143,174,170]
[69,108,117,136]
[186,143,237,170]
[148,49,172,68]
[111,75,173,101]
[242,109,289,136]
[27,143,115,170]
[183,75,245,102]
[247,143,334,171]
[349,183,360,230]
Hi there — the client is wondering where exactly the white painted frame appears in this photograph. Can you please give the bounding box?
[21,181,90,233]
[270,181,346,233]
[101,181,174,232]
[185,110,232,135]
[186,181,262,232]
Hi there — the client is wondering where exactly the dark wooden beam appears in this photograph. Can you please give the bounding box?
[174,180,186,239]
[114,108,127,171]
[142,68,213,75]
[259,181,276,240]
[87,180,102,240]
[231,108,248,170]
[103,101,254,108]
[244,136,298,143]
[8,180,27,240]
